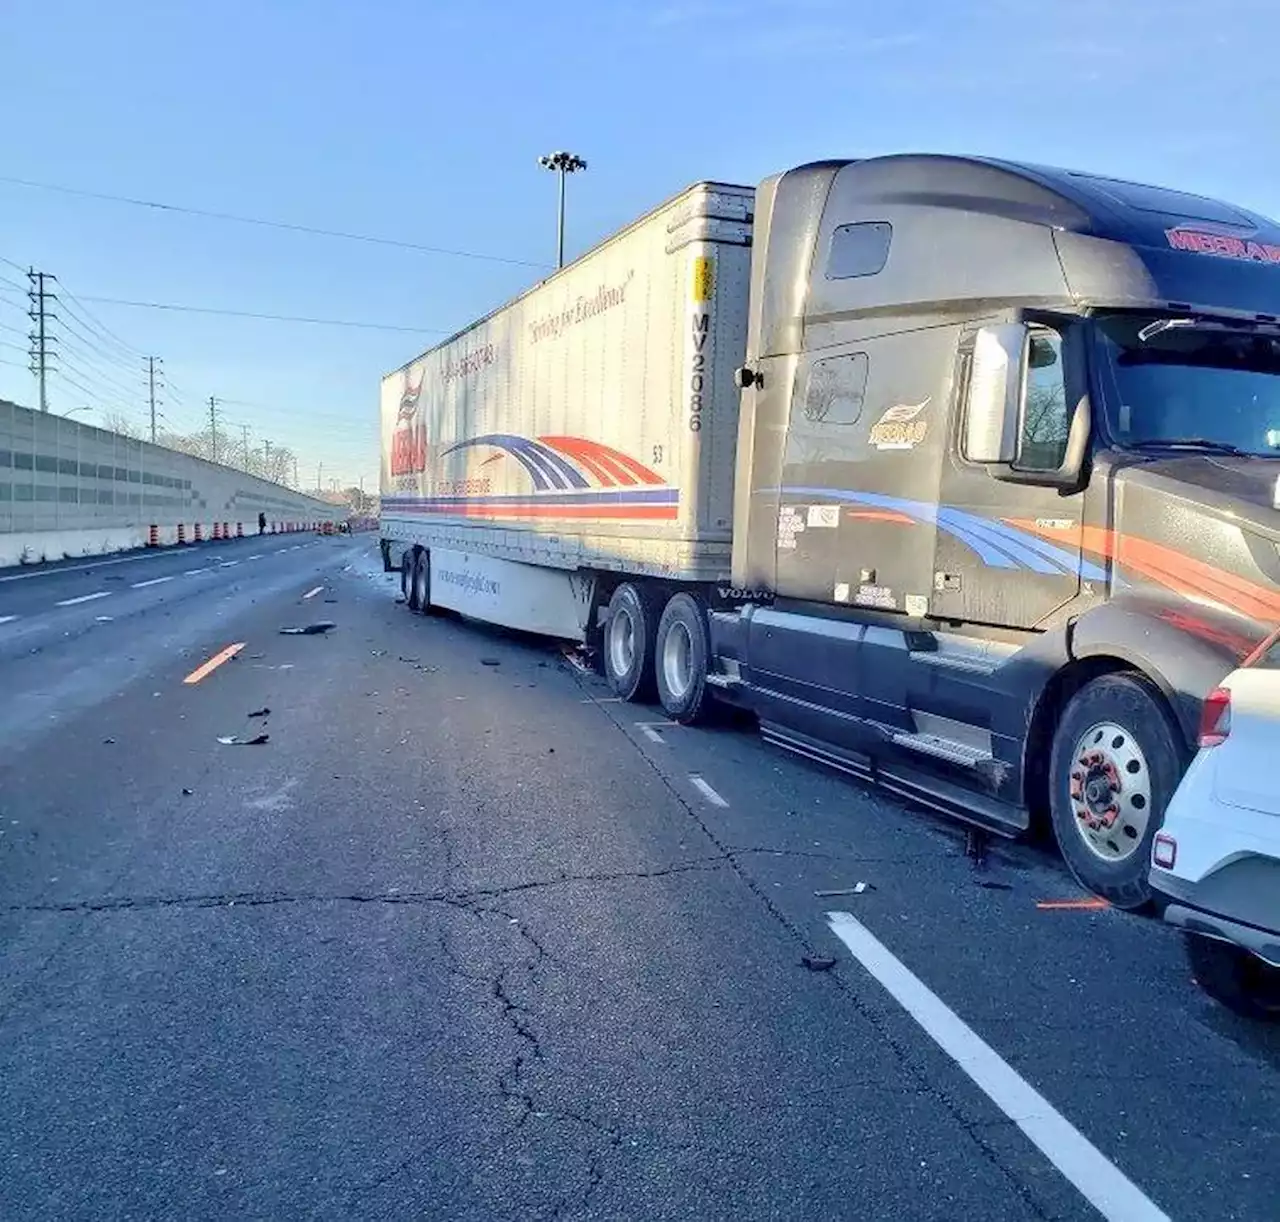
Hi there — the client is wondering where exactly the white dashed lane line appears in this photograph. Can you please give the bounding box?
[302,586,324,600]
[689,775,729,807]
[131,576,174,589]
[825,912,1171,1222]
[219,561,240,569]
[183,568,210,576]
[0,615,18,625]
[55,591,112,607]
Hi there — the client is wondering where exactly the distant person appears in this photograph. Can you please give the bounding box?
[258,511,266,536]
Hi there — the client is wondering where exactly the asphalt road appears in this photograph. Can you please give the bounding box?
[0,537,1276,1221]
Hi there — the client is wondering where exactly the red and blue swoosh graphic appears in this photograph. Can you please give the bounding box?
[384,435,678,521]
[780,488,1111,580]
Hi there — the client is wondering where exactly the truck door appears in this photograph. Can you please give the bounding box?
[934,322,1091,629]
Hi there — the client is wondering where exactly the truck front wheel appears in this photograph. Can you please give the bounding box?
[603,582,658,702]
[1048,672,1184,910]
[655,593,711,724]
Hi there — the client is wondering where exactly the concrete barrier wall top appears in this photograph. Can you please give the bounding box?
[0,399,342,544]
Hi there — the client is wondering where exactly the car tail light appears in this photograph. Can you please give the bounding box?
[1153,833,1177,870]
[1198,687,1231,748]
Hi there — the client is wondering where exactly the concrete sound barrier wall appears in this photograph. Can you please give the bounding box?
[0,398,344,567]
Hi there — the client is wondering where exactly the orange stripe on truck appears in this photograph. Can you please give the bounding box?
[1008,520,1280,623]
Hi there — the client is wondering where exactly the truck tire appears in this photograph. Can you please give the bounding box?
[402,552,418,610]
[1184,934,1280,1021]
[655,592,712,724]
[603,582,659,702]
[411,550,431,615]
[1048,672,1184,910]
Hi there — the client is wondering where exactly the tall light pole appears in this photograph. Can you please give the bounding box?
[538,151,587,269]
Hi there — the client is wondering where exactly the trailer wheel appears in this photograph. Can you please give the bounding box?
[1048,672,1184,910]
[411,550,431,615]
[1184,934,1280,1021]
[604,582,658,701]
[655,593,711,724]
[402,551,418,610]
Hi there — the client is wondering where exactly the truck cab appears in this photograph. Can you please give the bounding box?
[711,155,1280,906]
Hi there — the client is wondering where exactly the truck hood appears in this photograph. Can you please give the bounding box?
[1113,453,1280,544]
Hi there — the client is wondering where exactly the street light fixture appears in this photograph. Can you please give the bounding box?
[60,405,93,419]
[538,150,587,270]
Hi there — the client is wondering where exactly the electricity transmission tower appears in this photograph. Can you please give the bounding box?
[27,269,57,413]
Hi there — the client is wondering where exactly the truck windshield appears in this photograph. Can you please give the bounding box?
[1094,314,1280,457]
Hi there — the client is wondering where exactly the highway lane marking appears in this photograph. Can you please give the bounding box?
[183,642,246,685]
[183,568,210,576]
[825,912,1170,1222]
[55,591,112,607]
[302,586,324,600]
[0,540,251,583]
[0,615,17,625]
[636,720,676,744]
[246,554,263,561]
[219,561,239,568]
[689,775,728,807]
[132,575,174,588]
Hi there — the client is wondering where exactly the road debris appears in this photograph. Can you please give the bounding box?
[182,787,193,796]
[217,733,270,746]
[977,880,1013,891]
[247,708,270,718]
[1037,897,1110,911]
[802,954,837,972]
[280,622,336,636]
[480,657,501,667]
[814,883,871,897]
[103,737,115,745]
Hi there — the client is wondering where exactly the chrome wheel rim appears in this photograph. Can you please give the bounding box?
[1068,721,1153,862]
[608,606,636,679]
[662,620,694,701]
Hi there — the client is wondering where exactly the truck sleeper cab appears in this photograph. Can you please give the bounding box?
[701,155,1280,908]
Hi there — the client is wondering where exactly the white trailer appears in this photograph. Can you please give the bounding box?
[380,181,753,710]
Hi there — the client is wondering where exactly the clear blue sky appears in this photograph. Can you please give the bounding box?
[1,0,1276,492]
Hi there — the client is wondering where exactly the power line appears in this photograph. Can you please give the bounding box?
[56,345,144,405]
[77,295,446,334]
[59,286,147,359]
[0,253,25,274]
[57,310,144,377]
[0,175,547,268]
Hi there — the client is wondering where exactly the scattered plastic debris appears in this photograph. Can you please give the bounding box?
[480,658,501,667]
[247,708,270,718]
[1036,897,1110,911]
[814,883,870,898]
[94,615,113,623]
[217,733,270,746]
[182,787,193,796]
[977,881,1013,892]
[802,954,837,972]
[280,622,335,636]
[103,737,115,745]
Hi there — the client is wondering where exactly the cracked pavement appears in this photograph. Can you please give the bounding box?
[1,540,1277,1220]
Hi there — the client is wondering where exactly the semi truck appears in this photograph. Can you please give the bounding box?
[380,154,1280,909]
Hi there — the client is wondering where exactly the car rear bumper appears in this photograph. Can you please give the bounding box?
[1152,869,1280,967]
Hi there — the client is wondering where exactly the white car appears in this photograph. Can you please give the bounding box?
[1150,626,1280,1020]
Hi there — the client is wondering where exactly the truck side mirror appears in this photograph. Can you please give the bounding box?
[964,324,1028,464]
